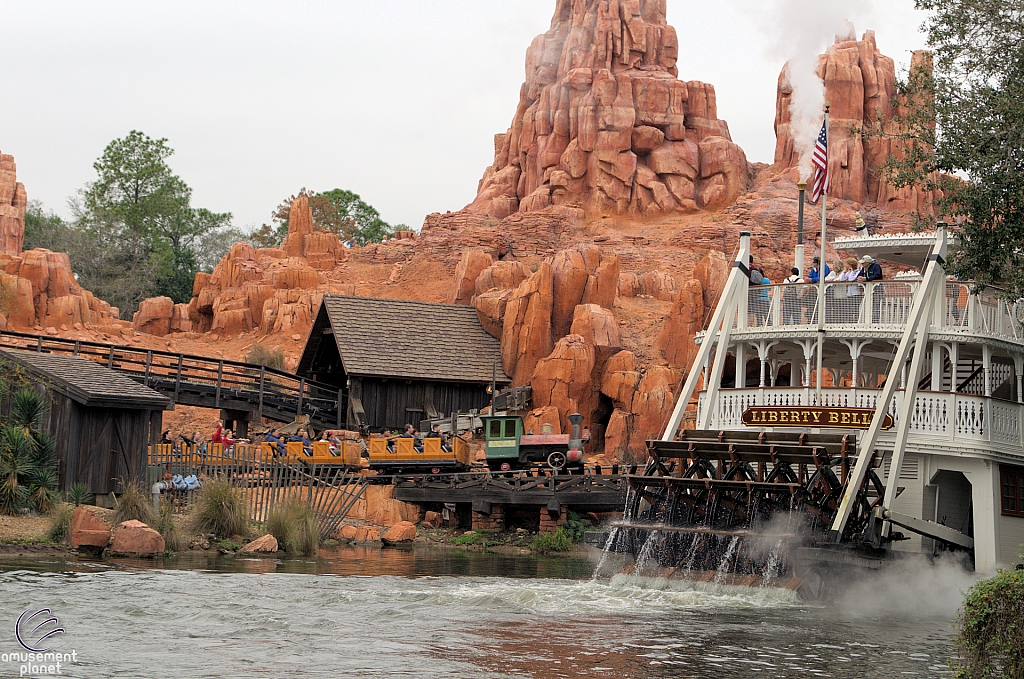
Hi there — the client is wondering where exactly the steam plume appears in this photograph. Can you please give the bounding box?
[772,0,869,180]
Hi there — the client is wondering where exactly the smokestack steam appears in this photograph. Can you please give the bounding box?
[773,1,868,180]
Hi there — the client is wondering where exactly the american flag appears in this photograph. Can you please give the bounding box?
[810,119,829,203]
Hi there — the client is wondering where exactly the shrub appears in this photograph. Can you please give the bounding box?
[0,397,61,515]
[189,476,249,539]
[155,499,184,552]
[265,499,319,555]
[533,528,574,553]
[951,558,1024,678]
[246,344,286,371]
[112,477,156,526]
[47,503,74,543]
[66,482,93,507]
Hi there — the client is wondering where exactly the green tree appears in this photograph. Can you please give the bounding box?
[76,131,231,313]
[265,187,395,247]
[874,1,1024,295]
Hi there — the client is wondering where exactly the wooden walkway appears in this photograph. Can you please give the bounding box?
[0,329,344,429]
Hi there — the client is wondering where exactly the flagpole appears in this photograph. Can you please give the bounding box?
[815,104,829,405]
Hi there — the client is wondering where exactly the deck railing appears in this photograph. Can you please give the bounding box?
[697,387,1024,452]
[738,281,1021,341]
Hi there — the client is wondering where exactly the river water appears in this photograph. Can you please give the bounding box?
[0,545,965,678]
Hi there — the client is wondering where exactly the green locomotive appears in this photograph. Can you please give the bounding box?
[481,412,586,471]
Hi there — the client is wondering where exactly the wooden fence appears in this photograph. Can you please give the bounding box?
[148,442,367,541]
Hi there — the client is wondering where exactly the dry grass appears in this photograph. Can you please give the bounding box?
[112,477,156,526]
[189,476,249,539]
[265,499,319,555]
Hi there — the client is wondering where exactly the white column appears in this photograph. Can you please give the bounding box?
[983,344,993,397]
[735,342,746,388]
[931,342,942,392]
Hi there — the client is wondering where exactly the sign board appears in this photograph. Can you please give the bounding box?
[741,406,893,430]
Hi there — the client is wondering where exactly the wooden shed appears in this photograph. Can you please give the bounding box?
[296,295,511,431]
[0,349,171,496]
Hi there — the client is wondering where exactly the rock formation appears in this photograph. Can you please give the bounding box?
[774,32,941,213]
[0,151,26,256]
[0,249,123,331]
[467,0,749,219]
[180,196,346,336]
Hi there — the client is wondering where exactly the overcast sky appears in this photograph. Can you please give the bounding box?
[0,1,929,233]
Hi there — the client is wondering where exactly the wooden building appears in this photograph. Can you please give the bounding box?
[0,349,171,496]
[297,295,510,431]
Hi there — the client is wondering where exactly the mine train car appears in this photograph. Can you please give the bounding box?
[367,435,473,474]
[482,412,587,471]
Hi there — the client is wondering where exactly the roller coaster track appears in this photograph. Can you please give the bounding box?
[0,329,344,429]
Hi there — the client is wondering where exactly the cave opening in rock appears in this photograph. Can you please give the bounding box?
[590,393,614,454]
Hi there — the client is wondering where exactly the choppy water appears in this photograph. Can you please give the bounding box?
[0,546,961,678]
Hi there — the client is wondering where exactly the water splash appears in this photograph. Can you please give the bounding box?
[714,536,741,584]
[635,530,661,576]
[591,527,619,580]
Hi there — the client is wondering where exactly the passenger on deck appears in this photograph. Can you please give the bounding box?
[160,429,173,446]
[840,258,862,321]
[806,257,829,283]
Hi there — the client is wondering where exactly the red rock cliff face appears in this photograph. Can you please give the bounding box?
[468,0,749,219]
[774,32,941,213]
[0,152,27,257]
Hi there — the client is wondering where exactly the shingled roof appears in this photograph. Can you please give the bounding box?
[301,295,510,384]
[0,349,172,410]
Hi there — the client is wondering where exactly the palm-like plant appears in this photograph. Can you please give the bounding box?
[0,390,60,515]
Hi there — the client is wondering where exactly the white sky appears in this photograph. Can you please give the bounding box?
[0,1,929,232]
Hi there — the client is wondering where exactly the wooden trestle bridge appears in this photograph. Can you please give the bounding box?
[0,329,344,431]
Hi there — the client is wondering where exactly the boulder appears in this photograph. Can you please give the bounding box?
[447,249,494,304]
[110,520,165,557]
[69,505,112,550]
[692,249,729,311]
[569,304,620,360]
[337,525,359,541]
[474,261,532,296]
[474,288,513,339]
[523,405,562,435]
[353,525,381,542]
[600,350,641,408]
[240,534,279,553]
[133,296,174,336]
[381,521,417,545]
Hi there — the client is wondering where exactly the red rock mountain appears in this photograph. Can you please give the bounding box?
[468,0,749,219]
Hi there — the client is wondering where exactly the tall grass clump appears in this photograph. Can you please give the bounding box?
[246,344,286,371]
[189,476,249,539]
[533,528,574,553]
[47,503,74,543]
[265,498,319,555]
[155,499,184,552]
[111,477,155,526]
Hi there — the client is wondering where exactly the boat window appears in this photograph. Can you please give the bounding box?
[1001,465,1024,517]
[504,420,517,438]
[489,420,502,439]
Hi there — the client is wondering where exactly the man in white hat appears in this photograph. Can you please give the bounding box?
[857,255,883,282]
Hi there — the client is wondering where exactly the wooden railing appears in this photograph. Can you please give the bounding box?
[0,329,344,428]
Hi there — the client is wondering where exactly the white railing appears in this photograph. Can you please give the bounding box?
[697,387,1023,452]
[738,281,1021,341]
